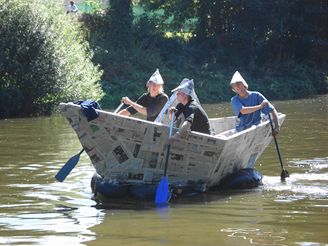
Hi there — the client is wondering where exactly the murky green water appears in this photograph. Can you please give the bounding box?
[0,95,327,245]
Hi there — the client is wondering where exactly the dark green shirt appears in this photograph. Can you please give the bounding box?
[175,99,210,134]
[127,92,168,121]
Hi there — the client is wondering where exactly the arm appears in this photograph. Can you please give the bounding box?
[270,107,280,137]
[240,100,269,115]
[122,96,147,116]
[168,121,191,144]
[175,121,191,138]
[168,106,193,144]
[72,4,78,12]
[168,107,177,121]
[117,109,131,117]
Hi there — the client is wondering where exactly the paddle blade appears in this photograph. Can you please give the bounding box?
[55,151,82,182]
[281,169,290,180]
[155,177,170,205]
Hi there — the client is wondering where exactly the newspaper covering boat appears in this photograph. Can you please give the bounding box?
[59,101,285,199]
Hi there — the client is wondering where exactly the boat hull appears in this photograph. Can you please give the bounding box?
[91,168,263,200]
[60,102,285,194]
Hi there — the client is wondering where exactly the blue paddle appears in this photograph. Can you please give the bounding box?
[155,111,175,205]
[55,103,124,182]
[55,149,84,182]
[267,111,289,180]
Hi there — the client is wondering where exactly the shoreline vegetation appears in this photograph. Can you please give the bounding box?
[0,0,327,118]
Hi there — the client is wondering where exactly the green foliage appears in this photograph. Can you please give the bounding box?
[3,0,326,118]
[83,0,327,109]
[0,0,103,118]
[106,0,133,49]
[252,61,324,100]
[83,0,103,14]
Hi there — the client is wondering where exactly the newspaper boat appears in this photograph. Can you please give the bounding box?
[59,101,286,199]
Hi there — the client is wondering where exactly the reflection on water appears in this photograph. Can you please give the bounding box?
[0,95,327,245]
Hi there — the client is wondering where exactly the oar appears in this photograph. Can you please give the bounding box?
[55,149,84,182]
[114,102,124,114]
[55,103,124,182]
[267,111,289,180]
[155,111,175,205]
[155,92,177,123]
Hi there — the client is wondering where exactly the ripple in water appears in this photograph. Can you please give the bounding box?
[262,157,328,201]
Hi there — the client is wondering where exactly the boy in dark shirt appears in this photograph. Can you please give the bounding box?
[118,69,168,121]
[168,78,210,142]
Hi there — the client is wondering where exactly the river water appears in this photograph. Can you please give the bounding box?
[0,95,327,246]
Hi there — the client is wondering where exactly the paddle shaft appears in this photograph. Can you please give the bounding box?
[163,145,171,177]
[155,111,175,204]
[155,92,177,123]
[163,112,175,177]
[77,148,84,156]
[114,103,124,114]
[268,112,285,171]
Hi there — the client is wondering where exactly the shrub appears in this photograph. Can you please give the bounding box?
[0,0,104,118]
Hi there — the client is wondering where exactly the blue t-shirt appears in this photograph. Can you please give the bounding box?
[231,91,272,131]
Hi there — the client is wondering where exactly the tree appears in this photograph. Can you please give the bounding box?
[0,0,104,118]
[107,0,133,49]
[85,0,327,105]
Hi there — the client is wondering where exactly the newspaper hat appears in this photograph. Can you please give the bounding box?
[147,68,164,85]
[230,71,248,89]
[171,78,200,104]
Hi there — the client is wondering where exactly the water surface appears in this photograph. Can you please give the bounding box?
[0,95,327,245]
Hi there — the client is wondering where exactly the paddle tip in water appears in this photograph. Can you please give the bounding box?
[280,169,290,180]
[55,173,65,182]
[155,177,170,205]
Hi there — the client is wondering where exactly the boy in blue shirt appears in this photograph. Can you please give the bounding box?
[230,71,280,136]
